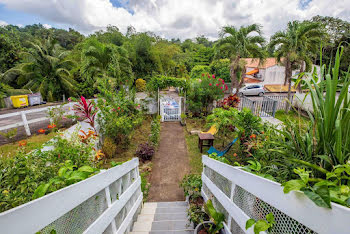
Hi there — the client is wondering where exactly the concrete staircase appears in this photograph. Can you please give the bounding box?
[130,201,194,234]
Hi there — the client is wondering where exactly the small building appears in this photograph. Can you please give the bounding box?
[242,58,320,92]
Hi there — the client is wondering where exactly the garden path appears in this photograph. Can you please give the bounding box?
[148,122,190,201]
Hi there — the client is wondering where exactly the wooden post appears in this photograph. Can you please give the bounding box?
[21,111,31,136]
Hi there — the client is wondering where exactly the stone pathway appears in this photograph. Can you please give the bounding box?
[148,122,190,201]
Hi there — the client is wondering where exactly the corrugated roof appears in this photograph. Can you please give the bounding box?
[243,58,283,69]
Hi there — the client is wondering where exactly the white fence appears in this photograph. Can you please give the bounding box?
[0,158,142,234]
[201,155,350,234]
[0,102,75,136]
[160,98,182,122]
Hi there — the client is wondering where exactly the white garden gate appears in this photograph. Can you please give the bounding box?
[160,98,181,122]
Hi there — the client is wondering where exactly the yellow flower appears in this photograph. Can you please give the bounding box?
[2,190,9,195]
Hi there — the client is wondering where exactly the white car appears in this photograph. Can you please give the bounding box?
[235,84,265,96]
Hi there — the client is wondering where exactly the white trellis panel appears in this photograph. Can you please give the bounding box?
[201,155,350,234]
[0,158,142,234]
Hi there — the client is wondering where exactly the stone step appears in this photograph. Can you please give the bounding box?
[132,201,192,233]
[132,220,193,232]
[130,231,194,234]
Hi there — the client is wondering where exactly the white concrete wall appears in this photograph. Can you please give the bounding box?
[263,65,285,85]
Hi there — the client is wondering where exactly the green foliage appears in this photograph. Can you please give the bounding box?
[0,128,18,143]
[33,160,98,199]
[47,104,65,128]
[3,38,77,101]
[0,130,97,212]
[187,204,209,227]
[246,213,275,234]
[187,75,225,116]
[97,82,143,146]
[206,108,237,145]
[190,65,210,79]
[0,34,21,73]
[135,78,146,92]
[147,76,188,93]
[149,115,161,147]
[204,200,225,234]
[210,59,231,83]
[180,174,202,198]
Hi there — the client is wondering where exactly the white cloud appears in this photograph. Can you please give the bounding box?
[0,0,349,39]
[0,20,8,26]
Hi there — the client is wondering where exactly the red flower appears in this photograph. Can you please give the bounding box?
[220,86,223,89]
[18,140,27,147]
[216,83,219,86]
[118,107,121,110]
[233,153,237,157]
[212,74,215,78]
[48,124,56,129]
[38,129,45,134]
[209,83,212,86]
[202,73,204,77]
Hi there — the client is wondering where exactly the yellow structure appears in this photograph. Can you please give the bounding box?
[201,125,218,135]
[10,95,28,108]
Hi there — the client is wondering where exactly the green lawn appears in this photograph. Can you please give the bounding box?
[184,118,240,174]
[275,110,310,126]
[0,132,57,158]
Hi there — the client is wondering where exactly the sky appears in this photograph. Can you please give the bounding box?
[0,0,349,40]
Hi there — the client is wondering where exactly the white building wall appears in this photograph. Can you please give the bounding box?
[262,65,285,85]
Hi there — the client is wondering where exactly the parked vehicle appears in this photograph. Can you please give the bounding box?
[234,84,265,96]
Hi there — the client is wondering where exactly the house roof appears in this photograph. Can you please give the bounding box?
[265,84,296,92]
[243,58,282,69]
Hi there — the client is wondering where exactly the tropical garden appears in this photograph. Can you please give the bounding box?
[0,14,349,234]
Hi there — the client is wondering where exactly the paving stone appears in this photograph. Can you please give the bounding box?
[151,220,193,231]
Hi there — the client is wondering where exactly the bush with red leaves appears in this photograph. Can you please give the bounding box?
[218,94,240,109]
[136,143,155,161]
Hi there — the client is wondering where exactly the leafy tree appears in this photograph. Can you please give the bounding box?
[210,59,231,83]
[190,65,210,79]
[81,38,133,88]
[269,21,323,111]
[94,25,125,46]
[216,24,266,93]
[0,34,21,73]
[3,38,76,101]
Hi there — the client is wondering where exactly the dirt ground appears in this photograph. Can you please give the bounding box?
[148,122,190,202]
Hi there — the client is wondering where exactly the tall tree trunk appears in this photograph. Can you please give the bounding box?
[285,58,292,113]
[230,55,240,94]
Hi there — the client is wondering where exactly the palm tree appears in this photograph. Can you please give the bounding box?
[216,24,266,93]
[81,38,133,88]
[269,21,323,112]
[2,38,76,101]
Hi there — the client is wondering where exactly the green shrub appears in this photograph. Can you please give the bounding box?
[136,142,155,162]
[0,130,96,212]
[187,74,225,116]
[190,65,210,79]
[149,115,161,146]
[180,174,202,199]
[209,59,231,83]
[135,78,146,92]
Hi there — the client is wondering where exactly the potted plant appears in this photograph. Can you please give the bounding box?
[194,200,225,234]
[180,113,187,126]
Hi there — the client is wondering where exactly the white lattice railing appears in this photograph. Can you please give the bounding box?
[0,158,142,234]
[201,155,350,234]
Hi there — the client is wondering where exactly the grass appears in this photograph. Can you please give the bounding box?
[275,110,310,126]
[184,118,240,174]
[0,132,57,158]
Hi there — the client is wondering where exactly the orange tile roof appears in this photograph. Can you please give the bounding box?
[243,58,283,69]
[244,77,262,83]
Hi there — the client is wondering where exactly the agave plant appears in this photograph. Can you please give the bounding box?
[73,96,98,131]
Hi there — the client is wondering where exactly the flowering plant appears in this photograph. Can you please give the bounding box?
[73,96,98,131]
[187,73,226,116]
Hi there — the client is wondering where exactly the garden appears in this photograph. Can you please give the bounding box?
[0,16,350,234]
